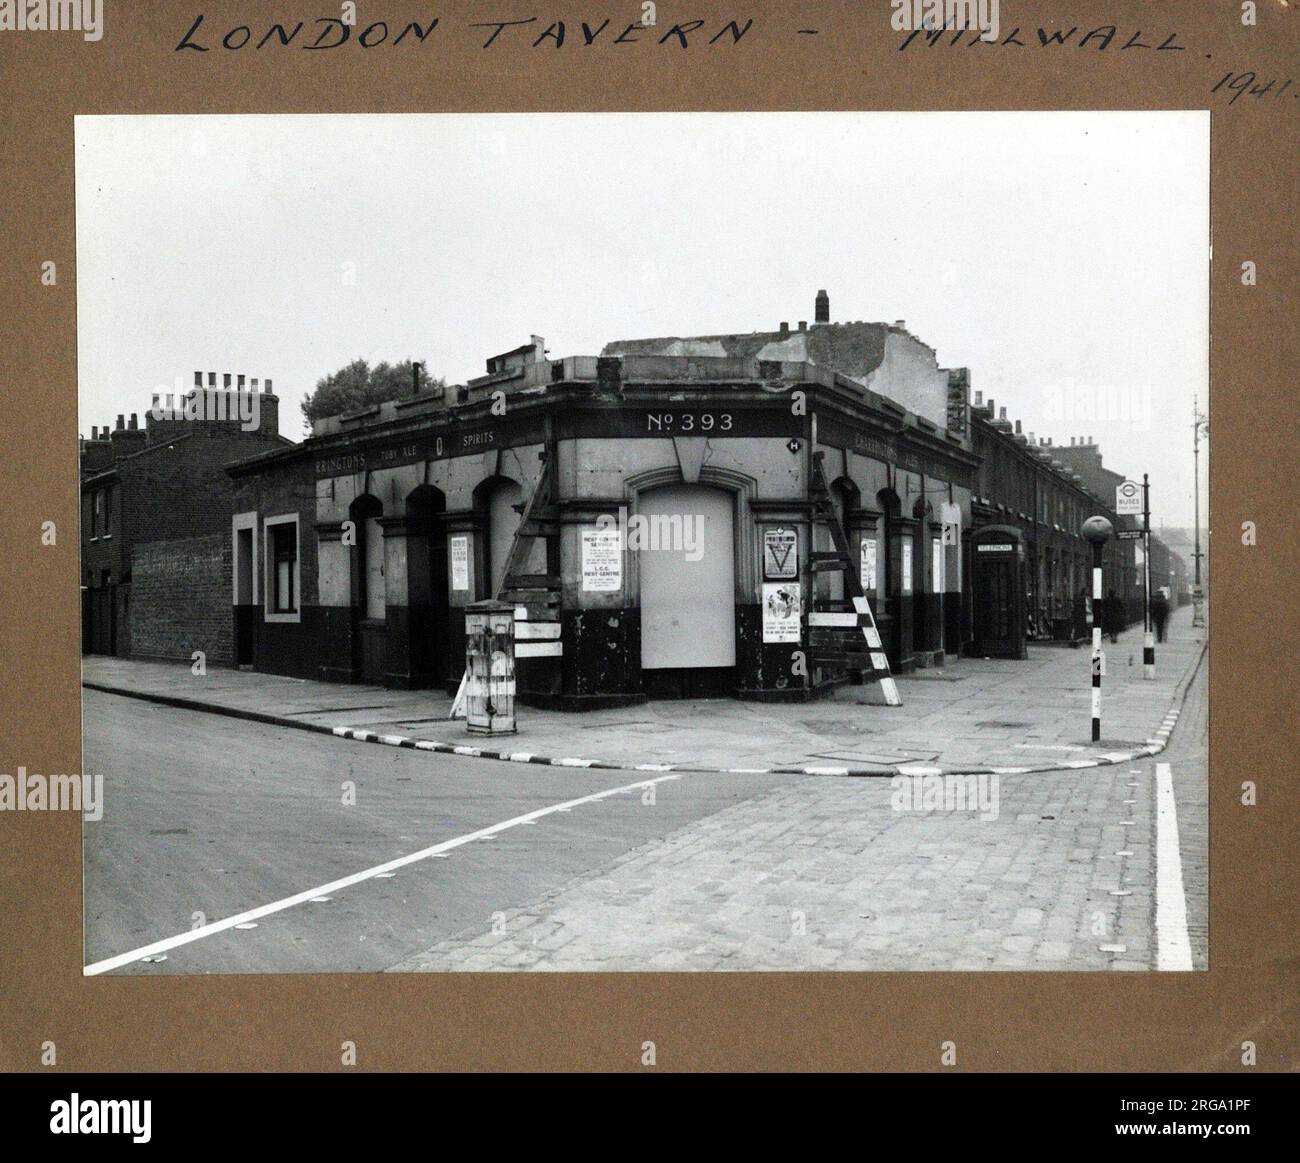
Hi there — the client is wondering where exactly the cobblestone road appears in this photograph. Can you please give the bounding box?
[395,659,1207,973]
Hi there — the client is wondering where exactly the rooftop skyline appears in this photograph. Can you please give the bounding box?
[75,111,1209,525]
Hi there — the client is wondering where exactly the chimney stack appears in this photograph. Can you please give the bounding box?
[208,372,216,387]
[223,373,232,388]
[894,320,906,329]
[237,374,246,390]
[264,378,273,393]
[814,289,829,324]
[129,414,138,430]
[194,371,202,387]
[974,390,983,406]
[1015,419,1022,435]
[999,407,1007,420]
[115,414,124,431]
[798,321,807,331]
[779,321,789,336]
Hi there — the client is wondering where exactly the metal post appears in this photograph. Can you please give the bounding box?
[1081,516,1113,743]
[1091,547,1103,740]
[1192,397,1206,627]
[1143,473,1154,679]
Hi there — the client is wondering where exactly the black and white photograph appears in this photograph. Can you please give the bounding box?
[76,110,1209,976]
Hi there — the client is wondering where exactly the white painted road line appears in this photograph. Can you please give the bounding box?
[1155,761,1194,971]
[84,773,682,976]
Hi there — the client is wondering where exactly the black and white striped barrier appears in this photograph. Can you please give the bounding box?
[326,721,1177,777]
[514,607,562,659]
[807,598,902,707]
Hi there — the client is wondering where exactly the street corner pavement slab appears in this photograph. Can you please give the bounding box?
[81,607,1204,778]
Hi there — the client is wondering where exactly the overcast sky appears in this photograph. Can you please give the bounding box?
[75,111,1208,528]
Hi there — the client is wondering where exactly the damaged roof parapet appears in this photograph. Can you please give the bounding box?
[299,350,954,453]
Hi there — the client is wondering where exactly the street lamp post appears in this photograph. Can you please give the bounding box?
[1082,515,1114,743]
[1192,396,1208,627]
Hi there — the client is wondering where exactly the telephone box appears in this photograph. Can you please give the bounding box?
[464,600,517,734]
[971,525,1027,660]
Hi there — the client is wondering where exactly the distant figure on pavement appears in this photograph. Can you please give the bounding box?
[1151,590,1171,643]
[1104,589,1124,643]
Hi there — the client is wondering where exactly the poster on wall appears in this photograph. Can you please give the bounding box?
[860,539,877,591]
[450,534,469,591]
[762,581,802,643]
[763,527,798,580]
[581,526,623,592]
[901,542,913,594]
[932,537,944,593]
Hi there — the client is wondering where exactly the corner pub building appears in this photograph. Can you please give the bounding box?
[225,293,1144,709]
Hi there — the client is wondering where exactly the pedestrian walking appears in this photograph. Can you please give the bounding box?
[1151,589,1170,643]
[1104,589,1124,643]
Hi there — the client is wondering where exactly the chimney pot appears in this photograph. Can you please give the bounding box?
[129,414,138,430]
[798,321,807,331]
[815,289,829,324]
[208,372,216,386]
[779,321,789,335]
[894,320,906,329]
[223,373,232,388]
[115,414,124,431]
[194,371,202,387]
[1015,420,1022,434]
[251,378,259,390]
[264,378,273,393]
[974,390,983,405]
[237,374,246,390]
[999,407,1007,420]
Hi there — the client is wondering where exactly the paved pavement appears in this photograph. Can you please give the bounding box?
[394,657,1208,973]
[83,606,1204,774]
[82,608,1207,974]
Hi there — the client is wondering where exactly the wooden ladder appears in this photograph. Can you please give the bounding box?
[807,451,902,707]
[449,451,562,718]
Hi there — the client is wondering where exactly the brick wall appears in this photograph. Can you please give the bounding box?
[121,430,286,547]
[131,533,233,664]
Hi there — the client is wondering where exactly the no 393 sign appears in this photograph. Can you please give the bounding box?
[646,412,735,433]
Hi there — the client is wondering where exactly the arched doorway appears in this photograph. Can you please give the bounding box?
[638,483,736,698]
[405,484,448,688]
[876,487,903,667]
[912,496,938,661]
[825,477,859,606]
[473,476,544,599]
[349,494,386,683]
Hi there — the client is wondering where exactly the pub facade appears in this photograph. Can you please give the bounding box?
[228,322,979,708]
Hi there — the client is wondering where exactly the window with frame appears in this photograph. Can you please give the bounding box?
[269,521,298,614]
